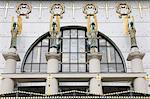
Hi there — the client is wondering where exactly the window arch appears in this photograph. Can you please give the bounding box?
[21,26,126,73]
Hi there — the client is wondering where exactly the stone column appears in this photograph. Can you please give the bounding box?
[1,48,20,94]
[45,48,60,95]
[88,52,103,95]
[127,47,148,93]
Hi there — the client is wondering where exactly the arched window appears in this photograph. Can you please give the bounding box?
[21,26,126,73]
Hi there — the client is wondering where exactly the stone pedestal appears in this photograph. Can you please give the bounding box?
[134,77,147,93]
[45,53,60,73]
[1,48,20,94]
[89,77,103,95]
[1,78,14,94]
[127,47,145,72]
[45,48,60,95]
[45,76,58,95]
[88,52,103,94]
[127,47,148,93]
[3,48,20,73]
[87,52,102,73]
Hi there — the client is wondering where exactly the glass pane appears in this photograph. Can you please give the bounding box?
[70,53,77,63]
[107,47,115,63]
[71,29,77,38]
[63,39,70,52]
[109,64,116,72]
[71,39,77,52]
[26,51,32,63]
[42,39,49,46]
[117,64,125,72]
[99,39,106,46]
[79,64,86,72]
[32,64,40,72]
[62,64,69,72]
[63,30,70,38]
[62,53,69,63]
[78,53,85,63]
[24,63,31,72]
[100,63,108,72]
[37,42,41,46]
[41,47,48,63]
[78,39,85,52]
[100,47,107,63]
[116,51,122,63]
[40,63,47,72]
[70,64,78,72]
[32,47,41,63]
[78,30,85,38]
[107,41,111,46]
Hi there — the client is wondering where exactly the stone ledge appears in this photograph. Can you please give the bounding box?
[127,51,145,61]
[45,53,61,61]
[87,52,102,61]
[2,52,20,61]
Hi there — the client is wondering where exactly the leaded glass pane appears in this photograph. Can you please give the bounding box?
[100,47,107,63]
[116,51,122,63]
[79,64,86,72]
[70,64,78,72]
[63,39,70,52]
[78,30,85,38]
[78,39,85,52]
[63,30,70,38]
[71,29,77,38]
[109,64,116,72]
[107,47,115,63]
[41,47,48,63]
[32,63,40,72]
[71,39,77,52]
[32,47,41,63]
[40,63,47,72]
[70,53,78,63]
[24,63,31,72]
[117,64,124,72]
[78,53,85,63]
[62,53,69,63]
[99,39,106,46]
[101,64,108,72]
[62,64,69,72]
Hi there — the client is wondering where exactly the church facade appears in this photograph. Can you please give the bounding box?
[0,0,150,97]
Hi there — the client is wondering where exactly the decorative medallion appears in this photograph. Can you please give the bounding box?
[83,4,98,16]
[116,3,131,18]
[16,3,32,18]
[50,4,65,16]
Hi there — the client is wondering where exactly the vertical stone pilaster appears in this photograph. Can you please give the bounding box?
[45,48,60,95]
[127,47,148,93]
[88,52,103,95]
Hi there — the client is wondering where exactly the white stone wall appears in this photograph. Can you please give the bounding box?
[0,0,150,74]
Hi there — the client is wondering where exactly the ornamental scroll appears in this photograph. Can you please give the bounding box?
[116,3,131,34]
[83,4,98,53]
[10,3,32,48]
[49,4,65,49]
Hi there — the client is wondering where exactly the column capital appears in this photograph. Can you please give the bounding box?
[45,52,61,61]
[2,52,20,61]
[127,51,145,61]
[87,52,102,61]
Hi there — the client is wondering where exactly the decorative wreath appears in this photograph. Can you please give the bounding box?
[16,2,32,16]
[50,4,65,16]
[83,4,98,16]
[116,3,131,17]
